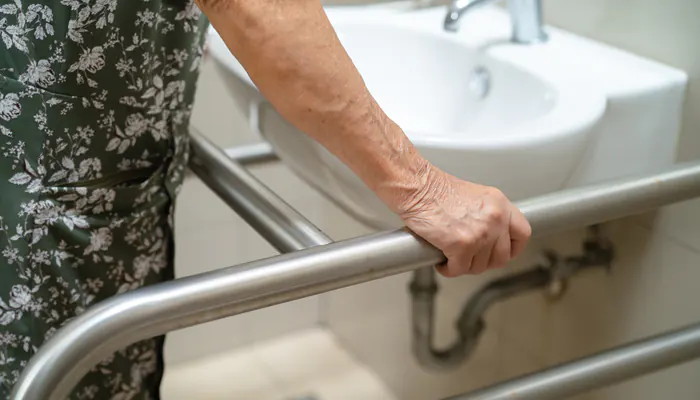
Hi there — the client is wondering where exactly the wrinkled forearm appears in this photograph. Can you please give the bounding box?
[196,0,434,214]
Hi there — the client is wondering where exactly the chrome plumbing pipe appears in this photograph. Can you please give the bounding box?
[411,265,552,370]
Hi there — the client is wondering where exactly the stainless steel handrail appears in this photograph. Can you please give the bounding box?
[10,132,700,399]
[450,321,700,400]
[189,129,332,252]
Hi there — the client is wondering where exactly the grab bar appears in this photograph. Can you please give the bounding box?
[189,128,332,252]
[450,321,700,400]
[10,131,700,399]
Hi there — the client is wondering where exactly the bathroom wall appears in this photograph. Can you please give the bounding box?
[322,1,700,399]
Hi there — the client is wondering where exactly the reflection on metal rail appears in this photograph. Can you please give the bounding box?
[223,142,278,168]
[10,130,700,399]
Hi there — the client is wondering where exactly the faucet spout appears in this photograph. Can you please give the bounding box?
[444,0,548,44]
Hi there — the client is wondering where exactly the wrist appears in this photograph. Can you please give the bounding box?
[374,148,444,218]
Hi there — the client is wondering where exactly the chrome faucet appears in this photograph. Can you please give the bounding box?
[444,0,548,44]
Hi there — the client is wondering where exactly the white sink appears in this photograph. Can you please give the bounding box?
[207,4,687,230]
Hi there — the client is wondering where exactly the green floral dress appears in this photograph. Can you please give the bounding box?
[0,1,209,398]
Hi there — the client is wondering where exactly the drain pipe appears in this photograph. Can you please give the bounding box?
[411,265,552,370]
[410,227,613,371]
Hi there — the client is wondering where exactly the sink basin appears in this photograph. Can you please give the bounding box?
[335,23,563,141]
[207,4,686,230]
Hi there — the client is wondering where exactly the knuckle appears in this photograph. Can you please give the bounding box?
[476,226,490,241]
[483,190,507,216]
[485,207,504,223]
[486,187,507,201]
[454,228,476,246]
[465,226,489,244]
[481,203,506,226]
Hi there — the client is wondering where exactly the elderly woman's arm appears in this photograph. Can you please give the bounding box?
[196,0,531,276]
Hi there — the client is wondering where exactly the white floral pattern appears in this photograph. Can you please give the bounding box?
[0,93,21,121]
[0,0,208,398]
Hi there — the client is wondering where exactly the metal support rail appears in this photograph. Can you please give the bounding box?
[189,128,331,252]
[450,321,700,400]
[10,131,700,399]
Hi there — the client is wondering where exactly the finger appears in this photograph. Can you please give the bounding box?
[511,238,527,259]
[471,241,495,274]
[435,261,451,277]
[436,264,454,278]
[509,206,531,240]
[488,232,511,269]
[439,253,474,277]
[509,206,532,257]
[437,263,459,278]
